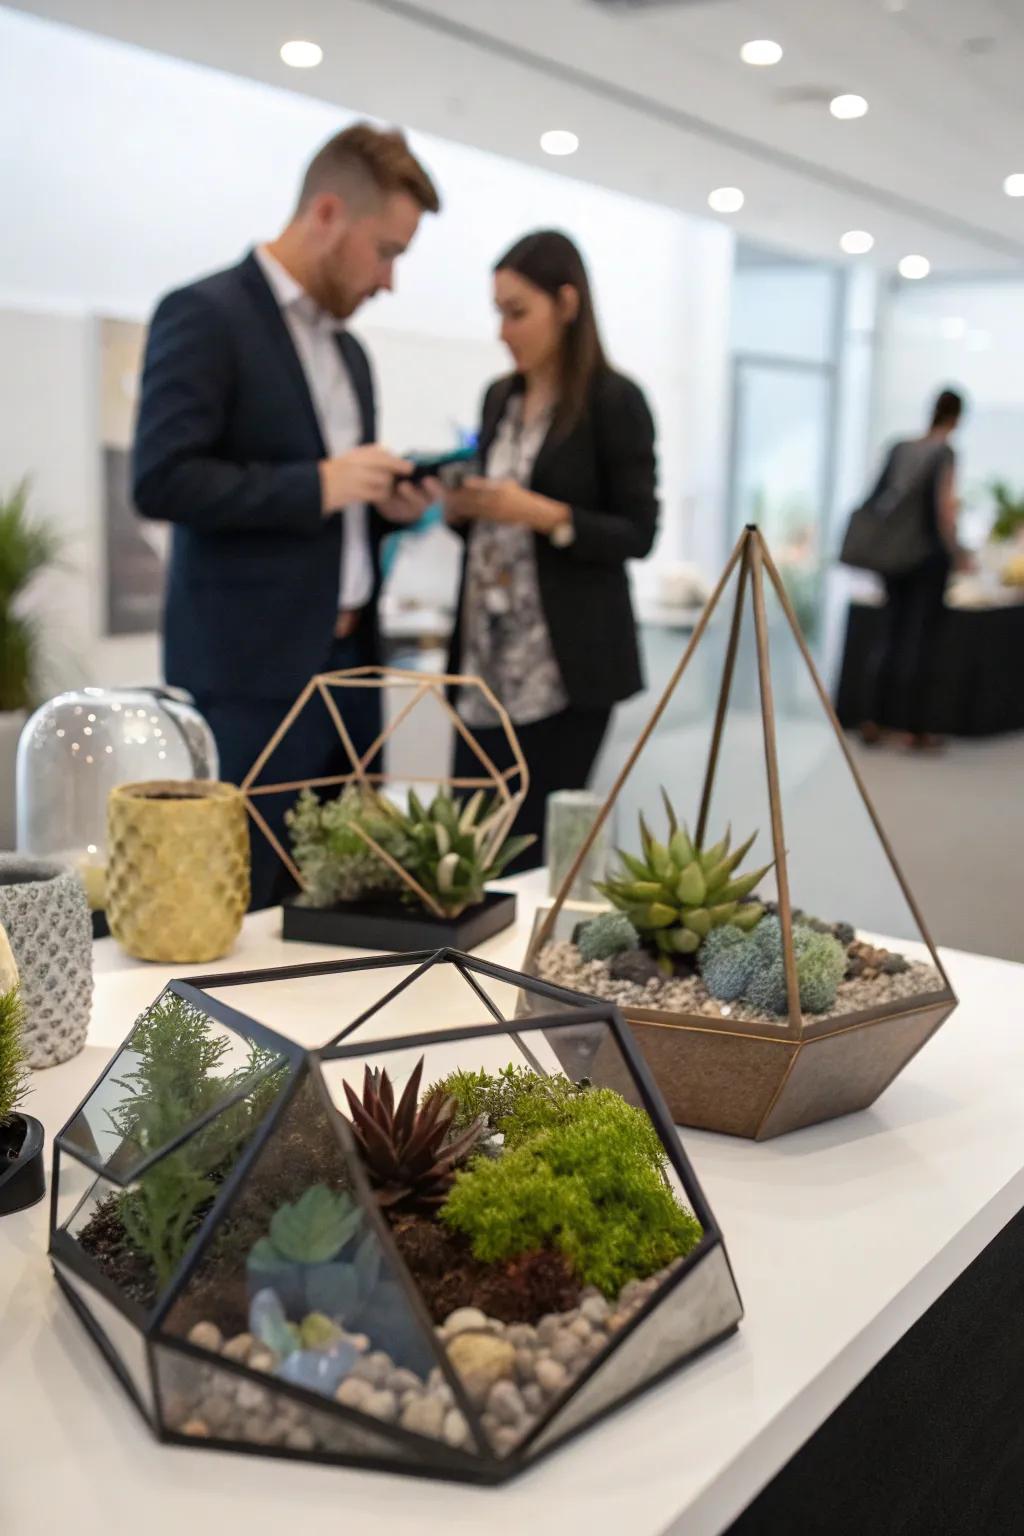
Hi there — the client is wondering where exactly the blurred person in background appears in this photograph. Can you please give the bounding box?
[133,123,442,905]
[861,387,968,751]
[444,230,659,867]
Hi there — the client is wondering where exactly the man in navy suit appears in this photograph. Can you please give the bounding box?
[133,124,442,906]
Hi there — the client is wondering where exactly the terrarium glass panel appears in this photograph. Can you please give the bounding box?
[525,528,956,1137]
[160,1069,463,1453]
[60,988,292,1179]
[526,1242,742,1458]
[53,1256,155,1419]
[153,1343,441,1467]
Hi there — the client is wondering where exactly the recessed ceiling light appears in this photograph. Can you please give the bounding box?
[740,39,783,66]
[940,317,967,340]
[830,93,869,119]
[898,254,930,280]
[540,130,579,157]
[280,40,323,68]
[840,230,874,255]
[1004,173,1024,197]
[708,186,745,214]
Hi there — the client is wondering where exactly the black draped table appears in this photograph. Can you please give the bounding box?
[835,598,1024,738]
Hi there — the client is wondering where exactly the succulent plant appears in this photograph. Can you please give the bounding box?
[380,789,534,918]
[287,786,405,907]
[596,793,770,972]
[698,925,756,1002]
[577,911,640,963]
[248,1184,363,1271]
[701,915,846,1017]
[289,784,532,918]
[343,1056,486,1212]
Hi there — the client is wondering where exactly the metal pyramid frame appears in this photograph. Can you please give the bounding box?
[524,526,958,1139]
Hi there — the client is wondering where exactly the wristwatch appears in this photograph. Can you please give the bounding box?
[549,513,576,549]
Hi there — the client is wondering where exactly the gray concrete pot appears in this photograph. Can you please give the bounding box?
[0,855,92,1068]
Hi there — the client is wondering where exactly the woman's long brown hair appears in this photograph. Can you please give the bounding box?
[494,230,609,438]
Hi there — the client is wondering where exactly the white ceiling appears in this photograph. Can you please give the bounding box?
[8,0,1024,273]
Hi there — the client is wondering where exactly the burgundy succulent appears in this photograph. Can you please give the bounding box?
[342,1056,485,1212]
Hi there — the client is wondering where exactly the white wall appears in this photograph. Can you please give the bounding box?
[0,7,735,691]
[873,278,1024,545]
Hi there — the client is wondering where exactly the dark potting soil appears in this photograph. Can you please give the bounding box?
[389,1213,581,1325]
[76,1191,161,1308]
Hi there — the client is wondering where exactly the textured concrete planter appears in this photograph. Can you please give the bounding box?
[0,854,93,1068]
[106,781,250,963]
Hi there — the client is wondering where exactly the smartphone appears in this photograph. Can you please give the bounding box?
[400,448,478,489]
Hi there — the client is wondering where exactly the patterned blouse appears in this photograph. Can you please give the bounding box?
[458,395,569,728]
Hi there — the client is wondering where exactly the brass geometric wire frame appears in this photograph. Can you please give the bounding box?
[241,666,529,920]
[525,527,958,1139]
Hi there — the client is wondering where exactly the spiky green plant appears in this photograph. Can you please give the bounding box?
[107,994,284,1290]
[596,792,770,972]
[377,789,534,918]
[0,988,29,1127]
[0,480,60,712]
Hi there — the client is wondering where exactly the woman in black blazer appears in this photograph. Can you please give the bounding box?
[445,230,659,866]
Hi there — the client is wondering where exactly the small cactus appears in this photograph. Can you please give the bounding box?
[699,926,756,1002]
[577,911,640,963]
[699,915,846,1017]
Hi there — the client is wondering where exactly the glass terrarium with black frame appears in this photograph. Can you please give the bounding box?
[49,949,742,1483]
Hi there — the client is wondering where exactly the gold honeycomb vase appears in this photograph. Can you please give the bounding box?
[106,781,250,963]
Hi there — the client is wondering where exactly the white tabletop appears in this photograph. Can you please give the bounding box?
[3,872,1023,1536]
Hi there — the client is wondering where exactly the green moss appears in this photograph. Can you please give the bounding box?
[440,1089,702,1296]
[0,987,28,1126]
[426,1062,588,1139]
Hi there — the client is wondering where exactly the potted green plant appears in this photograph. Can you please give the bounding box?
[0,480,59,849]
[0,961,45,1215]
[282,783,532,951]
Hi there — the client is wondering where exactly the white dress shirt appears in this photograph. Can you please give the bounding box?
[254,245,374,611]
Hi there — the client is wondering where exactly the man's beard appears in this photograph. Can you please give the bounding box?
[309,240,368,320]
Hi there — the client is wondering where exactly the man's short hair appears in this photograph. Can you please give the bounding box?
[298,123,441,215]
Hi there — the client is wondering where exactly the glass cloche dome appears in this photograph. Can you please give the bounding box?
[16,686,218,914]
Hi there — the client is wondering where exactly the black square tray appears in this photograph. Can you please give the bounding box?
[281,888,517,952]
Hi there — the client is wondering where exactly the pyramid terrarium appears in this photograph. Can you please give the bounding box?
[242,666,530,952]
[523,527,957,1140]
[49,948,742,1483]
